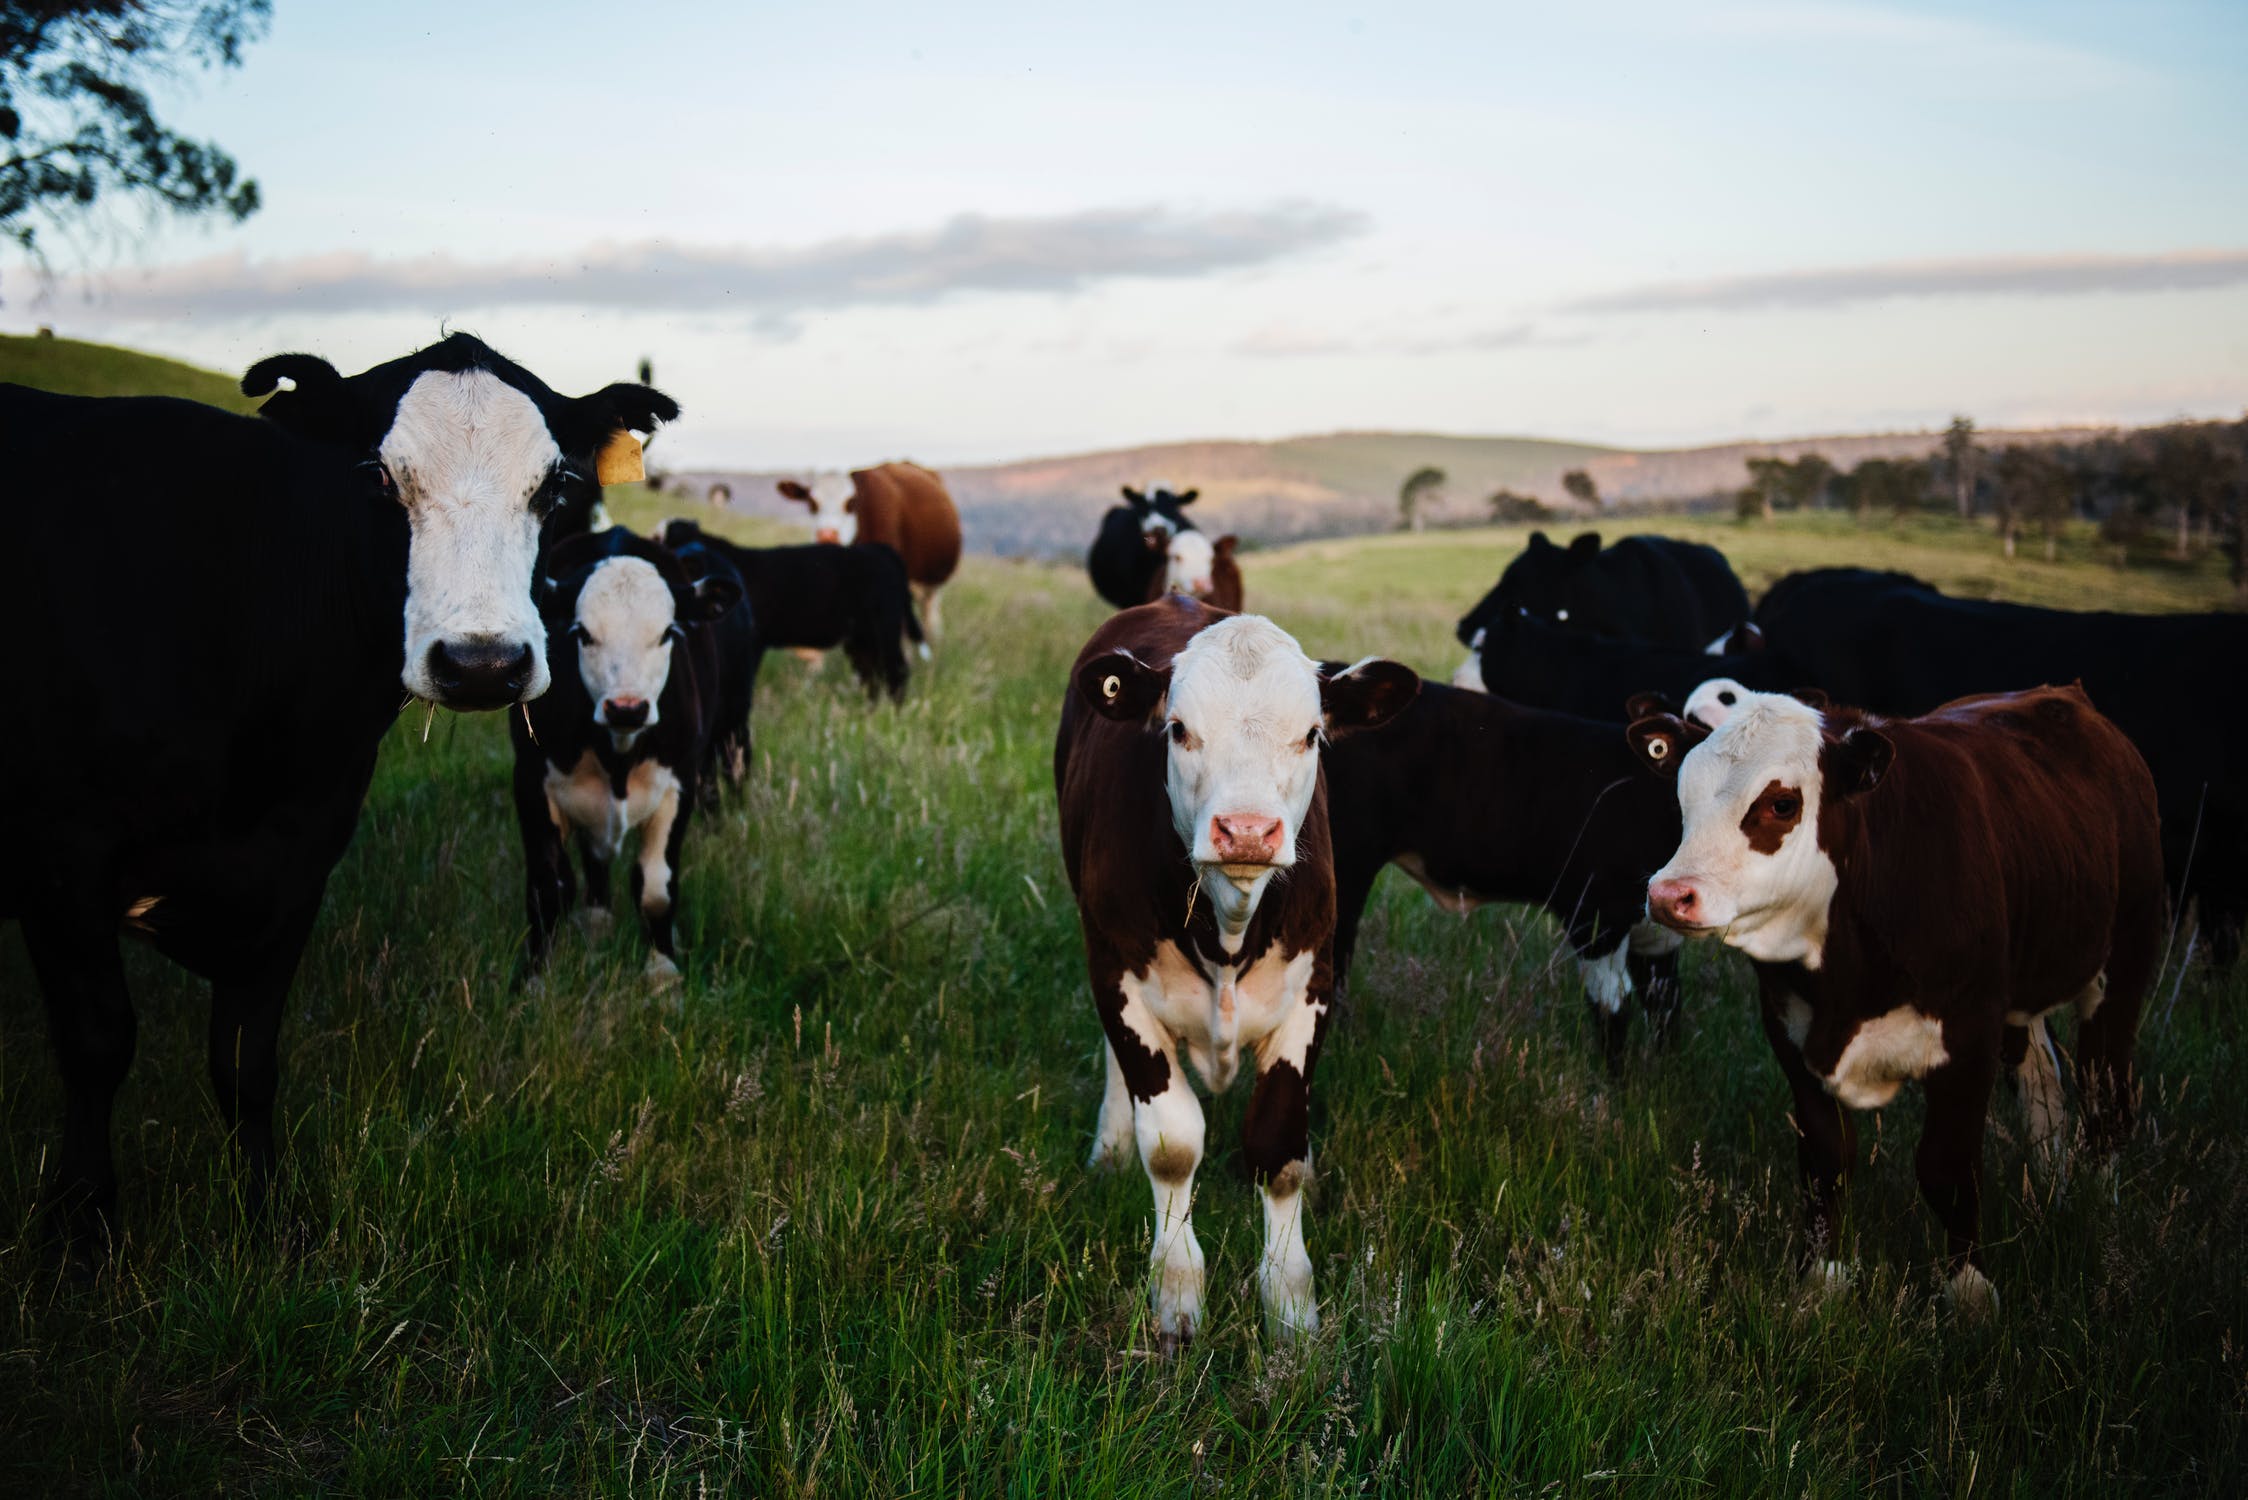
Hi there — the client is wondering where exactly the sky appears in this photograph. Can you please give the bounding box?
[5,0,2246,467]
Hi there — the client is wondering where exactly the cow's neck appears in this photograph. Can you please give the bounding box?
[1194,865,1271,959]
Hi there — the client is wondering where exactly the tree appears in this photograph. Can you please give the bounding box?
[1561,469,1600,508]
[1942,415,1978,520]
[1,2,268,270]
[1739,456,1789,521]
[1782,453,1836,512]
[1486,488,1549,523]
[1991,444,2070,561]
[1398,465,1444,532]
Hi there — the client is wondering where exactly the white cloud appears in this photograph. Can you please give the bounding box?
[1565,249,2248,313]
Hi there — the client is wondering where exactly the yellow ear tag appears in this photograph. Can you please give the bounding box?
[595,430,645,486]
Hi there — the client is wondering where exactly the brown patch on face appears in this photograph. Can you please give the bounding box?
[1740,779,1805,855]
[1146,1138,1198,1185]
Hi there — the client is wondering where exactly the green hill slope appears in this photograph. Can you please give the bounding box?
[0,332,256,411]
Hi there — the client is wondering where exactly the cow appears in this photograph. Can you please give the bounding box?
[1457,531,1749,652]
[1754,567,2248,960]
[1146,529,1245,612]
[1454,598,1786,714]
[1056,596,1416,1347]
[1321,680,1686,1067]
[1629,684,2163,1311]
[512,529,743,985]
[0,332,677,1244]
[656,518,923,703]
[778,461,961,636]
[1087,482,1199,609]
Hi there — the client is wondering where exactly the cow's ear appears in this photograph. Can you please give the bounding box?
[1824,727,1892,799]
[1789,686,1831,711]
[1568,531,1602,559]
[242,352,340,399]
[777,480,813,504]
[1623,691,1677,721]
[1174,488,1199,506]
[1320,657,1418,739]
[1526,530,1553,551]
[1627,713,1704,777]
[1722,621,1766,654]
[1121,485,1147,508]
[243,352,373,447]
[1213,534,1238,558]
[587,381,680,436]
[1078,649,1170,723]
[679,568,743,625]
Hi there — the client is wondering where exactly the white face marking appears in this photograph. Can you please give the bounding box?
[386,370,556,703]
[1684,676,1749,729]
[1163,616,1325,884]
[1822,1005,1949,1108]
[1162,529,1216,596]
[573,558,679,752]
[802,471,857,544]
[1653,691,1837,965]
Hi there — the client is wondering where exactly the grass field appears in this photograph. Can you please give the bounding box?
[0,334,258,412]
[3,499,2244,1496]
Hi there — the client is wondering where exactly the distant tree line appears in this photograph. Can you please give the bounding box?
[1733,413,2248,598]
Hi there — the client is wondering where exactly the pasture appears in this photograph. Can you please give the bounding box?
[3,501,2243,1495]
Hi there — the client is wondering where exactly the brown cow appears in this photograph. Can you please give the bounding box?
[1056,596,1415,1348]
[1144,529,1244,612]
[778,462,962,637]
[1630,684,2163,1313]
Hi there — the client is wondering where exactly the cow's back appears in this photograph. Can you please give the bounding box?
[854,462,961,588]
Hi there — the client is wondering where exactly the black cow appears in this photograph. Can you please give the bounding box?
[1456,600,1787,719]
[1323,679,1687,1066]
[512,529,743,983]
[1755,567,2248,958]
[657,517,922,702]
[1088,482,1200,609]
[0,334,677,1243]
[1457,531,1749,651]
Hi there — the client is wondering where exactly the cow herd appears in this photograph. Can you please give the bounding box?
[0,338,2233,1364]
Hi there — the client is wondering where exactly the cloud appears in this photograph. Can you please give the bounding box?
[1233,321,1566,357]
[1565,249,2248,314]
[43,202,1370,328]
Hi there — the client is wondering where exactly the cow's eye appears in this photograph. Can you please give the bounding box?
[569,623,592,645]
[663,623,685,643]
[1303,727,1320,749]
[363,460,398,500]
[1771,795,1800,819]
[1168,720,1190,745]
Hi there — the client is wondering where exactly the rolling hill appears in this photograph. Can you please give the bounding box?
[0,332,258,411]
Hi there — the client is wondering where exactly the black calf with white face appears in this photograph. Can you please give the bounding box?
[246,333,678,710]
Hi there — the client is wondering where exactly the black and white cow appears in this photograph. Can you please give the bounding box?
[1456,531,1750,652]
[1056,596,1415,1346]
[1087,482,1200,609]
[512,529,743,984]
[656,517,923,702]
[0,333,676,1241]
[1452,598,1787,716]
[1322,680,1686,1067]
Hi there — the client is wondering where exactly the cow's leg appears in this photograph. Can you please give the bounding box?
[575,829,614,937]
[206,902,317,1216]
[843,633,888,702]
[1244,985,1330,1340]
[2005,1014,2067,1165]
[630,771,687,985]
[1628,924,1685,1049]
[1089,1041,1135,1169]
[915,582,942,642]
[1756,978,1857,1275]
[1577,939,1632,1074]
[1092,967,1204,1349]
[20,914,137,1248]
[2082,872,2160,1157]
[519,770,576,978]
[1916,1046,2000,1315]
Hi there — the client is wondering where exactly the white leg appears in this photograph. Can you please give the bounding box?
[1089,1041,1134,1169]
[2015,1014,2067,1163]
[916,582,943,641]
[636,776,683,987]
[1135,1067,1206,1350]
[1260,1176,1317,1339]
[1249,987,1324,1340]
[1577,944,1632,1016]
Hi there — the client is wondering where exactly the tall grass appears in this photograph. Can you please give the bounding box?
[2,511,2242,1495]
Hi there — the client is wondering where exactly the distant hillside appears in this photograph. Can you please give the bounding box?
[663,424,2107,558]
[0,332,256,411]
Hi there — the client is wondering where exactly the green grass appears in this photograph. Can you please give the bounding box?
[0,333,258,411]
[2,511,2243,1495]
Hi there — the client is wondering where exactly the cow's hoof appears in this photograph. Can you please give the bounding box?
[1155,1318,1195,1358]
[1087,1135,1134,1172]
[1946,1264,2000,1320]
[577,907,615,940]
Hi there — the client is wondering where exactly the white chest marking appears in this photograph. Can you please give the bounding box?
[1128,941,1318,1094]
[1822,1005,1949,1108]
[543,751,679,860]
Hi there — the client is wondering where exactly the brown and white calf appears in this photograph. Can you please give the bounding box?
[1145,529,1245,613]
[778,461,962,636]
[1629,684,2163,1310]
[1055,596,1415,1346]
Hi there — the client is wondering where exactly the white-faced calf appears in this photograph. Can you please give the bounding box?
[1630,685,2163,1312]
[512,530,744,984]
[1056,596,1415,1347]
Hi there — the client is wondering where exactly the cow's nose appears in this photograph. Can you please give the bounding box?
[815,529,841,545]
[603,696,650,729]
[1648,878,1701,930]
[1211,814,1283,863]
[426,638,536,710]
